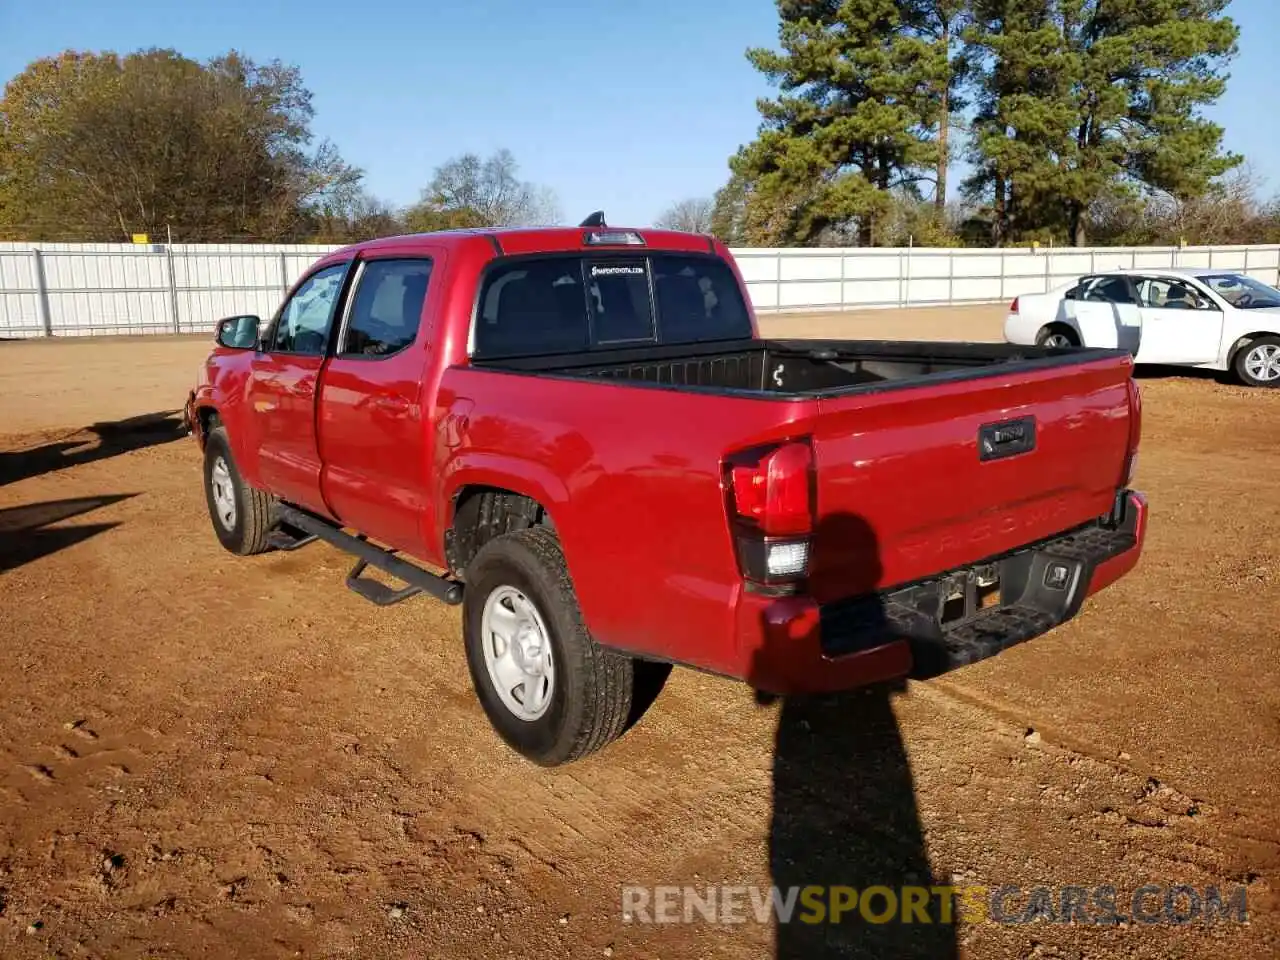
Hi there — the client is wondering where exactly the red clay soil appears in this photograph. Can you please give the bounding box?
[0,306,1276,959]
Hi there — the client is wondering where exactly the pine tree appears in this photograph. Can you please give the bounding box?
[734,0,946,245]
[963,0,1081,244]
[964,0,1239,246]
[1064,0,1240,245]
[905,0,969,211]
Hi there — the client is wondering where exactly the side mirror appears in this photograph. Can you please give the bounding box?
[215,315,262,350]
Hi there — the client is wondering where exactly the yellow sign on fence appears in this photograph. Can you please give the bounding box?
[131,233,150,245]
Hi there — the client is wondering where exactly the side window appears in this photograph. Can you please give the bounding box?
[1138,278,1205,311]
[1084,276,1135,304]
[475,259,589,357]
[586,260,655,344]
[269,263,349,355]
[340,258,433,357]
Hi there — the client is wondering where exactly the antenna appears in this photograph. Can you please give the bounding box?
[580,210,607,228]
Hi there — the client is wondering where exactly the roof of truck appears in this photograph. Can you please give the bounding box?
[331,224,722,259]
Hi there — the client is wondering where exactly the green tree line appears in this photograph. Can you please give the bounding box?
[0,49,559,244]
[705,0,1265,247]
[3,17,1273,250]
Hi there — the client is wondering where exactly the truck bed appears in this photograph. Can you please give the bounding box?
[473,338,1122,398]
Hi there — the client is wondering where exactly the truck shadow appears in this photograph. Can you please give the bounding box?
[0,493,137,573]
[0,410,186,487]
[752,512,958,959]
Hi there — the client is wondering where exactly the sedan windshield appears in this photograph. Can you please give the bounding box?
[1198,274,1280,309]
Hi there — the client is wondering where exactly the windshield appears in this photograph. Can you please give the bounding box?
[1198,274,1280,309]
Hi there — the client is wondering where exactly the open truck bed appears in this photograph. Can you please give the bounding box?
[474,337,1125,398]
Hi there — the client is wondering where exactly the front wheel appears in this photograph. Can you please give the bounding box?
[462,526,637,766]
[203,425,276,555]
[1234,336,1280,387]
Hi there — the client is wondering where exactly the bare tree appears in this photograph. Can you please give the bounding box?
[405,149,560,230]
[655,197,715,233]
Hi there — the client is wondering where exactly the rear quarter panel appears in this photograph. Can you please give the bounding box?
[436,367,815,672]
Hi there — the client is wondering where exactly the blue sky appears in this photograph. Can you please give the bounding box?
[1,0,1275,227]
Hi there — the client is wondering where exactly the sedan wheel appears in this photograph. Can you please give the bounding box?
[1244,343,1280,383]
[1036,328,1077,348]
[1235,336,1280,387]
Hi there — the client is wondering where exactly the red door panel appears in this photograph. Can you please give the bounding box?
[317,255,438,558]
[248,354,328,514]
[245,260,352,516]
[319,356,427,554]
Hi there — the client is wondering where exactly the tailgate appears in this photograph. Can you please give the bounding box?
[807,354,1135,604]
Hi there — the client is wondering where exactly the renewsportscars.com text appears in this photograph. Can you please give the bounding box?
[620,883,1248,926]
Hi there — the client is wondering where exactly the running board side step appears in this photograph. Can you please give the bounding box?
[266,528,318,552]
[276,505,464,606]
[346,558,423,606]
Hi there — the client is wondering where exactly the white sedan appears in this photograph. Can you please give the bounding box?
[1003,267,1280,386]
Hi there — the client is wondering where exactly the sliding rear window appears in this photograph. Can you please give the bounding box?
[473,254,752,359]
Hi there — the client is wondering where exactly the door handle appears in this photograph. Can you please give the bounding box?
[374,395,409,414]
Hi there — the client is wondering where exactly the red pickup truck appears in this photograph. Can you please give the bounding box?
[184,217,1147,766]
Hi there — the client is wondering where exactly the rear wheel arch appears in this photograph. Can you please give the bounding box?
[1036,322,1080,347]
[447,486,556,578]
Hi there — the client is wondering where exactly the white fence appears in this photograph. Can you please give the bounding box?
[2,240,1279,338]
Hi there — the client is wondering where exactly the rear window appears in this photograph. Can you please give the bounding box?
[474,254,752,358]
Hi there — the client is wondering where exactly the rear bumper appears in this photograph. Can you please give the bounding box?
[741,489,1148,695]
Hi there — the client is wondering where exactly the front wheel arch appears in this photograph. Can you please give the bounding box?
[1230,333,1280,387]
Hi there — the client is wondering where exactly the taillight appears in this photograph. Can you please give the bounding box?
[1009,296,1020,314]
[1124,377,1142,485]
[723,440,814,589]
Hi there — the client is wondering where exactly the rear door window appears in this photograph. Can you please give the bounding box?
[586,260,654,344]
[651,255,752,343]
[339,258,433,357]
[474,253,752,359]
[1083,276,1136,304]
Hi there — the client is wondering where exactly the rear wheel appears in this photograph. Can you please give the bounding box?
[462,526,636,766]
[1234,336,1280,387]
[203,425,276,555]
[1036,325,1078,348]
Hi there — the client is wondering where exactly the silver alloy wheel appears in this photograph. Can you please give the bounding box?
[210,456,237,531]
[1043,333,1073,348]
[480,585,555,722]
[1244,343,1280,383]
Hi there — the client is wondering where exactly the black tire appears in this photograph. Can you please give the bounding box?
[203,425,276,556]
[1036,324,1079,348]
[1233,335,1280,387]
[463,526,635,766]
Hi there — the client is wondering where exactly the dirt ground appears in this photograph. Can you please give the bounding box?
[1,304,1277,959]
